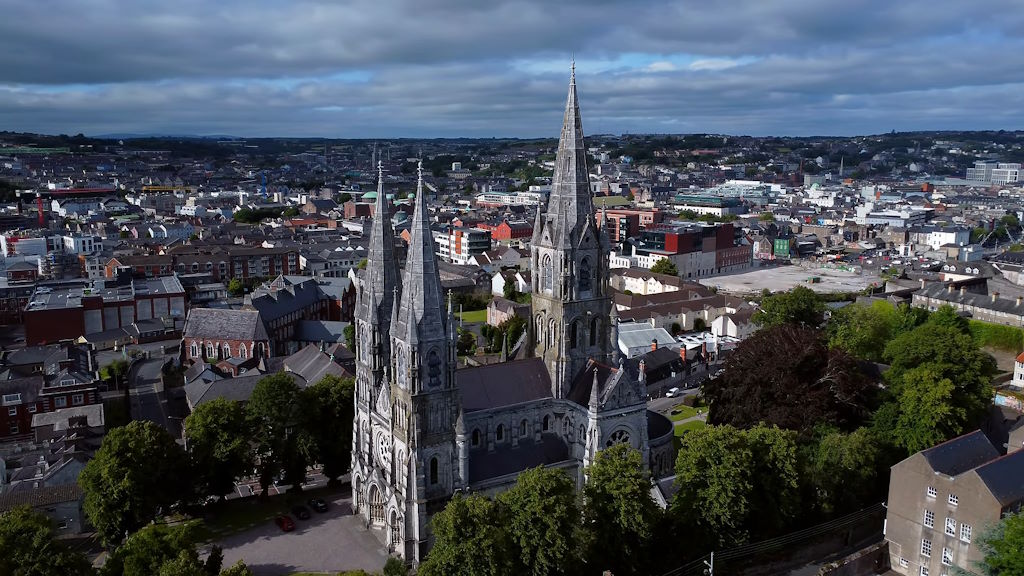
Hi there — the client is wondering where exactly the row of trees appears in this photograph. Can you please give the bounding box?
[79,373,354,547]
[421,444,665,576]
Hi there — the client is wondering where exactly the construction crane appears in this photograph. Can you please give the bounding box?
[141,185,194,192]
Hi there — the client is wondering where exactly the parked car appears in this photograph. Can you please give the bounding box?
[275,515,295,532]
[308,498,329,513]
[665,387,681,398]
[291,505,311,520]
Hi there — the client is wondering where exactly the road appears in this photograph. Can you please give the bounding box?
[128,357,179,437]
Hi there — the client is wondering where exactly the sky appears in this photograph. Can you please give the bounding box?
[2,0,1024,139]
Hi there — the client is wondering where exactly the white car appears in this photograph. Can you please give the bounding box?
[665,387,681,398]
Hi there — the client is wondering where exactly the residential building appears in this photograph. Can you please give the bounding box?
[885,431,1024,576]
[912,283,1024,328]
[182,308,271,363]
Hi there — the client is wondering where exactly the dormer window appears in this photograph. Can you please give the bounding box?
[1,393,21,406]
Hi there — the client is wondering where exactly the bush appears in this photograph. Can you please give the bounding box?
[969,320,1024,352]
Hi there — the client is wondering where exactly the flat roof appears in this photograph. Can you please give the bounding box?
[26,276,185,311]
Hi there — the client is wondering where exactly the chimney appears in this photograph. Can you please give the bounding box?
[960,286,966,297]
[993,292,999,303]
[638,359,646,383]
[920,279,926,290]
[701,341,708,357]
[680,346,687,362]
[947,284,953,294]
[651,339,658,352]
[1017,296,1022,307]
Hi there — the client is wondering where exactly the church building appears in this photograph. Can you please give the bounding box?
[350,66,675,563]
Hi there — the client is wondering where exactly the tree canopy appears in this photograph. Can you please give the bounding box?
[753,286,825,328]
[0,506,93,576]
[184,398,254,500]
[246,373,306,494]
[582,443,661,576]
[704,324,877,435]
[79,421,190,546]
[301,374,355,484]
[418,493,514,576]
[650,258,679,277]
[498,467,581,576]
[976,512,1024,576]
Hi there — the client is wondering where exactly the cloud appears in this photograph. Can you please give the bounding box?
[0,0,1022,136]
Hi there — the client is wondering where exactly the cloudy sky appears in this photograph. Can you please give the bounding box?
[2,0,1023,138]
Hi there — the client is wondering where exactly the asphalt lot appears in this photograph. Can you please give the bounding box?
[701,264,881,295]
[216,493,390,576]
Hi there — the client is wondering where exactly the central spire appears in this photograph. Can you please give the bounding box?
[545,63,593,248]
[392,162,447,344]
[357,161,400,362]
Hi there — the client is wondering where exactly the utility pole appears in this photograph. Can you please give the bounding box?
[703,552,714,576]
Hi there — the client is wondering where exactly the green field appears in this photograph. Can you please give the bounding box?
[457,309,488,323]
[667,403,700,421]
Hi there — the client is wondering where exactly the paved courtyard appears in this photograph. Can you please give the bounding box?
[217,494,390,576]
[700,264,881,295]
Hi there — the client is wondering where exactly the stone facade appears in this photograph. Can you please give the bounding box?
[350,69,663,565]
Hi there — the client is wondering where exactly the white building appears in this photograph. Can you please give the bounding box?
[61,235,100,255]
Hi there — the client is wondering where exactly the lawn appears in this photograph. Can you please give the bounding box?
[667,403,700,422]
[457,309,488,323]
[675,420,706,435]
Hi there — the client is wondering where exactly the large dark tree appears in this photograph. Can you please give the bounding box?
[753,285,824,328]
[100,523,220,576]
[418,494,514,576]
[0,506,93,576]
[497,467,580,576]
[301,374,354,486]
[704,325,877,435]
[79,420,190,546]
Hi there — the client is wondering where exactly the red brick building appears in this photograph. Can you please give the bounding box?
[106,247,299,283]
[183,308,271,363]
[477,219,533,241]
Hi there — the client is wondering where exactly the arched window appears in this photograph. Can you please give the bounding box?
[206,343,215,358]
[606,429,631,448]
[390,511,401,547]
[257,342,266,358]
[429,457,438,485]
[496,424,505,442]
[369,484,384,524]
[472,429,481,447]
[238,346,247,360]
[570,321,578,349]
[543,415,550,431]
[578,257,592,292]
[222,343,231,359]
[190,343,198,359]
[541,255,553,293]
[590,317,600,346]
[520,419,528,437]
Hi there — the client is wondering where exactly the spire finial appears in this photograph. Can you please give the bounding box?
[377,160,383,180]
[570,55,576,81]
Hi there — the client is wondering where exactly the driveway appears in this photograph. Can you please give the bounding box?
[216,494,390,575]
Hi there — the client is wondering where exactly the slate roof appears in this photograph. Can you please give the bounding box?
[456,358,551,412]
[0,483,83,512]
[185,372,304,407]
[922,430,1000,477]
[916,283,1024,316]
[467,433,570,484]
[567,359,618,406]
[183,308,268,341]
[975,450,1024,506]
[293,320,349,343]
[283,344,351,384]
[248,278,326,323]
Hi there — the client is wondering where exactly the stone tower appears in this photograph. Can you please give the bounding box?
[386,164,460,562]
[530,65,614,398]
[351,163,401,502]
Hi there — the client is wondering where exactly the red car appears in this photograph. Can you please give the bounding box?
[274,515,295,532]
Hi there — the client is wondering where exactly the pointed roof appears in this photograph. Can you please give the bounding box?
[543,64,593,248]
[392,163,447,344]
[357,162,400,350]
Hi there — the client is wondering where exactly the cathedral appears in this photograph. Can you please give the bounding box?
[350,67,675,563]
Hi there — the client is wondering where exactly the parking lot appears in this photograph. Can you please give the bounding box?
[216,493,390,575]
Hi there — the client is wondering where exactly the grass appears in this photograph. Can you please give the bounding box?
[457,309,488,323]
[675,420,707,435]
[667,403,700,422]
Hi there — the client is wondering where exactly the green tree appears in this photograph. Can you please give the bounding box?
[79,421,189,546]
[301,375,354,485]
[101,523,222,576]
[753,286,825,327]
[0,506,93,576]
[976,512,1024,576]
[498,467,580,576]
[247,373,306,495]
[343,324,355,351]
[583,444,661,576]
[671,424,800,548]
[456,328,476,356]
[419,494,514,576]
[885,367,967,453]
[357,258,368,270]
[184,398,254,500]
[282,206,300,218]
[226,278,244,297]
[650,258,679,277]
[502,279,516,299]
[101,359,130,389]
[382,557,408,576]
[801,427,881,517]
[827,300,898,362]
[759,212,775,221]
